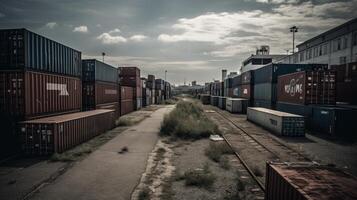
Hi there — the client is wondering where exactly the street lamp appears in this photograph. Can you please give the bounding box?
[102,52,106,62]
[165,70,167,82]
[290,26,298,54]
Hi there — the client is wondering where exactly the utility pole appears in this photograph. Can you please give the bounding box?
[290,26,298,54]
[102,52,105,62]
[164,70,167,82]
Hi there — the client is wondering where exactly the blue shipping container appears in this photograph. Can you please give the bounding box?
[82,59,118,83]
[0,28,82,77]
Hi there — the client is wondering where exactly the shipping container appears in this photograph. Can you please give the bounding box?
[254,83,276,102]
[238,84,253,99]
[0,70,81,119]
[82,59,117,83]
[210,96,219,106]
[155,79,165,91]
[247,107,305,136]
[82,81,119,110]
[0,29,81,77]
[218,96,226,109]
[226,98,248,113]
[134,98,142,110]
[96,102,119,118]
[253,99,274,109]
[118,67,140,88]
[336,82,357,104]
[310,106,357,139]
[120,86,134,100]
[232,75,241,87]
[276,102,312,127]
[19,109,115,155]
[155,90,162,104]
[120,100,134,115]
[254,63,328,84]
[200,94,210,105]
[118,66,140,77]
[151,89,156,104]
[241,70,254,84]
[277,71,336,105]
[225,88,233,97]
[331,62,357,82]
[265,162,357,200]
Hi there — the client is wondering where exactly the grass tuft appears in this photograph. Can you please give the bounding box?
[180,163,216,189]
[138,187,150,200]
[205,143,234,163]
[160,101,219,139]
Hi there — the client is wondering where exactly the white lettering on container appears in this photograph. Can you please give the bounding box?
[46,83,69,96]
[284,78,302,97]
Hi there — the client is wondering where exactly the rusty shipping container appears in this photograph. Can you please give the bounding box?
[96,102,119,118]
[120,100,134,115]
[0,70,81,119]
[120,86,134,100]
[277,71,336,105]
[19,109,115,155]
[265,162,357,200]
[0,29,81,77]
[118,66,140,77]
[247,107,305,136]
[82,81,119,109]
[118,67,140,88]
[331,62,357,82]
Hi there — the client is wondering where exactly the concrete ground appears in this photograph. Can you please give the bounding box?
[29,105,173,200]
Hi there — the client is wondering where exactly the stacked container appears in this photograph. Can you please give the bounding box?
[120,86,134,115]
[253,63,328,109]
[118,67,142,110]
[147,75,155,104]
[164,81,171,100]
[155,79,164,104]
[141,77,151,107]
[224,77,233,97]
[331,62,357,104]
[226,98,249,114]
[82,59,119,117]
[276,70,336,126]
[0,29,82,158]
[265,162,357,200]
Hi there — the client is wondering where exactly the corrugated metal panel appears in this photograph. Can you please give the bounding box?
[247,107,305,136]
[277,71,336,105]
[210,96,219,106]
[82,81,119,110]
[218,97,226,109]
[0,29,81,77]
[120,100,134,115]
[82,59,117,83]
[121,86,134,100]
[96,102,119,118]
[276,102,313,128]
[0,70,81,120]
[254,83,275,101]
[265,162,357,200]
[310,106,357,139]
[19,109,115,155]
[226,98,248,113]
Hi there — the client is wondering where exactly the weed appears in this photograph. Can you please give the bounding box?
[205,143,234,162]
[182,164,216,189]
[160,101,219,140]
[138,187,150,200]
[219,156,231,170]
[115,118,133,126]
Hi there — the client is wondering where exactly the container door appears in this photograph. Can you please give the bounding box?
[83,83,95,110]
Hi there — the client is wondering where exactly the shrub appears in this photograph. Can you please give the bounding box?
[182,164,216,189]
[205,143,234,162]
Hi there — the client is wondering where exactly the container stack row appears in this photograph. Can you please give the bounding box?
[201,62,357,140]
[0,28,172,158]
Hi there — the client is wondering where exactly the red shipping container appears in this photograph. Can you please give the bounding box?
[265,162,357,200]
[121,86,134,100]
[0,70,82,119]
[277,71,336,105]
[19,109,115,155]
[96,102,119,118]
[120,100,134,115]
[238,84,252,99]
[83,81,119,109]
[118,67,140,77]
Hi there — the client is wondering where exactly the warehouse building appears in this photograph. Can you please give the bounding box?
[277,18,357,66]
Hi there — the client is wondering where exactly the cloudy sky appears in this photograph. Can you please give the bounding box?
[0,0,356,85]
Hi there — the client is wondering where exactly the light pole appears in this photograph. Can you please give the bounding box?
[164,70,167,82]
[102,52,105,62]
[290,26,298,54]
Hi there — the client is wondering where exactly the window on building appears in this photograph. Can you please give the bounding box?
[319,45,322,56]
[340,56,347,64]
[322,43,328,55]
[300,51,304,61]
[353,32,357,46]
[337,38,341,51]
[306,49,312,60]
[313,47,318,57]
[342,36,348,49]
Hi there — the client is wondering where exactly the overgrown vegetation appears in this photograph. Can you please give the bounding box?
[160,101,219,139]
[179,163,216,189]
[162,97,179,105]
[224,172,246,200]
[115,117,133,126]
[205,142,234,163]
[138,187,150,200]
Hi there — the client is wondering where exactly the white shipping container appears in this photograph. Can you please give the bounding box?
[226,98,249,113]
[247,107,305,136]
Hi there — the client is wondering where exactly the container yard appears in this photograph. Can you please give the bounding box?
[1,3,357,200]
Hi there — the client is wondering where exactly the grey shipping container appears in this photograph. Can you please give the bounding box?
[218,96,226,109]
[200,94,210,105]
[265,162,357,200]
[254,83,276,102]
[254,63,328,84]
[276,102,313,128]
[253,99,274,109]
[19,109,115,155]
[226,98,248,113]
[0,28,82,77]
[82,59,118,83]
[232,75,241,87]
[247,107,305,136]
[210,96,219,106]
[310,106,357,139]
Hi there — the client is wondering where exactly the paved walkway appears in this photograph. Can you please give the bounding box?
[31,105,174,200]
